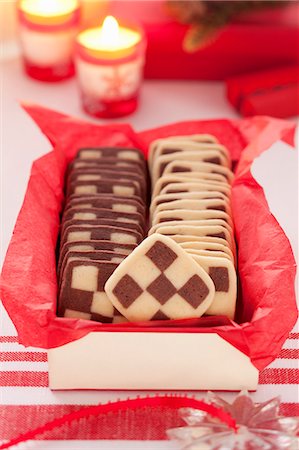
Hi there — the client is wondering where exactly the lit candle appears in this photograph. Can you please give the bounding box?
[18,0,80,81]
[76,16,146,118]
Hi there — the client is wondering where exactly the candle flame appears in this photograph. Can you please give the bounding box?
[100,16,120,48]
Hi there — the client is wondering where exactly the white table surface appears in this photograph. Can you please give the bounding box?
[1,56,298,450]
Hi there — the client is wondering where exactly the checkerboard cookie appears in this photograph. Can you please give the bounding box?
[69,159,145,177]
[63,208,145,227]
[65,195,145,215]
[58,260,125,323]
[151,151,231,184]
[159,181,231,198]
[66,179,143,200]
[151,209,234,228]
[163,161,234,183]
[58,240,137,275]
[76,147,145,163]
[104,235,215,321]
[192,254,237,319]
[68,169,146,195]
[151,174,230,198]
[148,134,219,166]
[59,250,127,286]
[61,219,144,242]
[154,198,232,216]
[151,142,230,169]
[61,224,143,246]
[150,193,231,220]
[179,241,234,262]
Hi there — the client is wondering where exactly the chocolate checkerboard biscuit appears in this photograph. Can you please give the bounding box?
[150,193,231,220]
[149,220,234,241]
[151,209,234,228]
[104,234,215,322]
[68,160,145,177]
[66,179,144,200]
[58,250,127,286]
[62,207,145,229]
[150,142,230,170]
[159,181,231,198]
[60,221,143,246]
[58,259,124,323]
[65,195,145,215]
[191,254,237,319]
[58,240,137,275]
[151,174,229,198]
[148,134,219,166]
[151,151,231,184]
[67,169,146,194]
[180,241,234,261]
[61,225,142,246]
[154,199,232,217]
[163,161,234,183]
[76,147,145,163]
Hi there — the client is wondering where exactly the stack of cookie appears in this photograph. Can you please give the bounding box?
[148,135,237,319]
[57,147,147,323]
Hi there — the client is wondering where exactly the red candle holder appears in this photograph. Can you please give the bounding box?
[18,0,80,82]
[75,19,146,118]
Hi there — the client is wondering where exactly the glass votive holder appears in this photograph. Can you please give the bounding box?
[75,16,147,118]
[18,0,80,82]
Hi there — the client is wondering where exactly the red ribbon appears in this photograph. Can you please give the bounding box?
[0,395,237,449]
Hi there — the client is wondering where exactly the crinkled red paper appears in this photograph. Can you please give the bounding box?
[0,104,297,371]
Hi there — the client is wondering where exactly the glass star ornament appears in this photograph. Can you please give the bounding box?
[167,391,299,450]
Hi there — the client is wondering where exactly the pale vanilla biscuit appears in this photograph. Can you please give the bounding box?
[151,209,233,229]
[151,174,229,198]
[191,254,237,319]
[151,151,231,184]
[150,194,231,220]
[163,161,234,183]
[149,220,234,241]
[148,134,219,166]
[104,234,215,322]
[154,198,232,217]
[170,234,232,249]
[186,249,232,262]
[159,182,231,198]
[180,241,234,262]
[151,141,230,171]
[153,225,234,249]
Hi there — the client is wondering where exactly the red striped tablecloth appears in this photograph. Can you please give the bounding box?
[0,301,298,443]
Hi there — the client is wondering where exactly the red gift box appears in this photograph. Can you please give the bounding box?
[226,65,299,118]
[0,105,297,390]
[110,1,299,80]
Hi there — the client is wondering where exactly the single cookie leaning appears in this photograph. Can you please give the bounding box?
[104,234,215,322]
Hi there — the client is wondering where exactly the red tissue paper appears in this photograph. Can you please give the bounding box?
[226,65,299,118]
[0,105,297,372]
